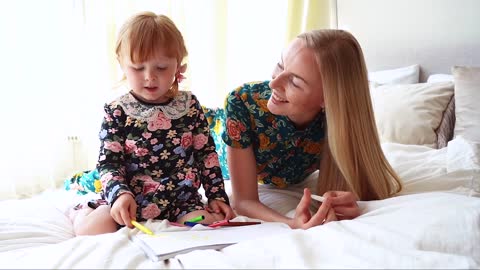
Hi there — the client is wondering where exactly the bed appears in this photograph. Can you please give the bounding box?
[1,0,480,268]
[0,139,479,268]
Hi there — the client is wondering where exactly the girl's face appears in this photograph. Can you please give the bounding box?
[121,50,178,104]
[267,38,325,129]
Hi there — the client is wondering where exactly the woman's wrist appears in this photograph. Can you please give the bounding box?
[285,218,295,229]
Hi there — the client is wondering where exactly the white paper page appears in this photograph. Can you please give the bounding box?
[131,222,291,261]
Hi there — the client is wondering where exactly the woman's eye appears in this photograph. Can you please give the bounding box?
[290,77,300,88]
[271,70,279,79]
[272,63,283,79]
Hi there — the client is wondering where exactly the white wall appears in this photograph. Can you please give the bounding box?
[336,0,480,81]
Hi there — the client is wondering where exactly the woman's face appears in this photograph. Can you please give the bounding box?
[267,38,324,128]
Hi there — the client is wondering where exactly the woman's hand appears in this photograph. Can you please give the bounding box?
[291,188,337,229]
[207,200,236,220]
[110,193,137,228]
[323,191,361,220]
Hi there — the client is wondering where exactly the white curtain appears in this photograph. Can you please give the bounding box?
[0,0,292,199]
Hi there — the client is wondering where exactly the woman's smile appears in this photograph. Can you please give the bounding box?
[271,91,288,104]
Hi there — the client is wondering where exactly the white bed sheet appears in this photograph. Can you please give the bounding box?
[0,137,479,269]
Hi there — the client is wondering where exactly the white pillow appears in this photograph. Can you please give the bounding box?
[427,74,454,83]
[369,64,420,85]
[452,66,480,142]
[447,136,480,173]
[371,82,454,148]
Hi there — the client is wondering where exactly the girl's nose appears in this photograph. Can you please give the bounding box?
[145,71,157,81]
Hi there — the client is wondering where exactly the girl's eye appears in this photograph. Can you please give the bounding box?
[157,66,167,71]
[133,66,144,71]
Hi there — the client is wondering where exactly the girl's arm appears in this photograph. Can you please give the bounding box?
[190,96,230,205]
[97,103,133,205]
[227,145,294,226]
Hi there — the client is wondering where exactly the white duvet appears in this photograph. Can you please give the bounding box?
[0,137,479,269]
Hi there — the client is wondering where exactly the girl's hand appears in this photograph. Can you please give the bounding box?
[323,191,361,220]
[110,193,137,228]
[207,200,236,220]
[291,188,337,229]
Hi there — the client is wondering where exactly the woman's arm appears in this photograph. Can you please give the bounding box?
[227,145,294,226]
[228,146,338,228]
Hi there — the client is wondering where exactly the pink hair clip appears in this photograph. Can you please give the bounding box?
[176,64,187,83]
[175,72,186,83]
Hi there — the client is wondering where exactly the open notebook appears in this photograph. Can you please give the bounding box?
[130,222,291,261]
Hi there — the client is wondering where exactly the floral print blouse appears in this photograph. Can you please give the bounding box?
[98,91,229,221]
[222,81,326,187]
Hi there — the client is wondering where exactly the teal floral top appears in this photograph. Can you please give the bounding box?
[222,81,326,187]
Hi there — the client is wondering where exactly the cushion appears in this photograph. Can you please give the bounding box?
[436,96,455,149]
[64,170,101,195]
[371,82,454,148]
[427,74,454,83]
[202,106,230,179]
[452,66,480,142]
[369,64,420,85]
[426,74,456,148]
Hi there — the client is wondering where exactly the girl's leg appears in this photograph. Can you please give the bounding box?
[73,205,118,236]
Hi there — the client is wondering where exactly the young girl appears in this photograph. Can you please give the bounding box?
[72,12,234,235]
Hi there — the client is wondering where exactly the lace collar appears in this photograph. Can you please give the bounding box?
[115,91,192,121]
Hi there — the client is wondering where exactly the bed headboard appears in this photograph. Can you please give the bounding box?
[335,0,480,82]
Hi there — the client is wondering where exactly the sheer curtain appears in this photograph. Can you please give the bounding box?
[0,0,331,199]
[285,0,336,42]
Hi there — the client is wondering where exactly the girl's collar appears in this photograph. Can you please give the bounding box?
[129,90,173,106]
[115,91,192,121]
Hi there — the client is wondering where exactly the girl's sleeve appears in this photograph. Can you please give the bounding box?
[97,103,133,205]
[191,95,230,205]
[221,85,253,148]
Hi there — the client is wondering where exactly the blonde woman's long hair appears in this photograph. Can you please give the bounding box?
[115,12,187,97]
[298,29,402,200]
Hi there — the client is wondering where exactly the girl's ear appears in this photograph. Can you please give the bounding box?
[178,63,187,73]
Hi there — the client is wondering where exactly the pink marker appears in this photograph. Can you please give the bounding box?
[169,221,186,227]
[207,219,229,228]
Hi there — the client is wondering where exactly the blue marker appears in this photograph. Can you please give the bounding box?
[184,221,203,227]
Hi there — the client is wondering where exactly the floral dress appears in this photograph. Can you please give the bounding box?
[222,81,326,187]
[97,91,229,222]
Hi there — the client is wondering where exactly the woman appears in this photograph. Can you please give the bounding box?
[222,29,402,229]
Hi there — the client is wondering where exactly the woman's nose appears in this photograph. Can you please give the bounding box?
[269,73,284,90]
